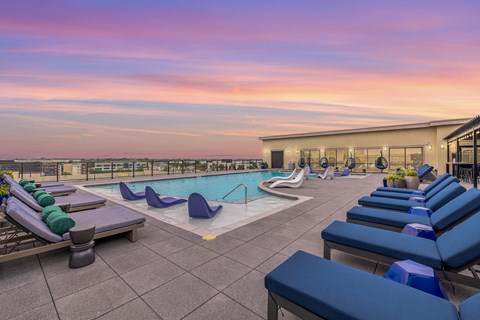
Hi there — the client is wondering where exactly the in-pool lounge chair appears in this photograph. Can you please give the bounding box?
[9,184,106,213]
[266,169,297,183]
[347,187,480,233]
[145,186,186,208]
[188,193,222,219]
[318,166,334,180]
[376,172,453,194]
[321,210,480,288]
[370,175,459,201]
[265,250,480,320]
[119,182,146,200]
[358,182,466,212]
[334,167,350,177]
[270,168,306,188]
[3,175,77,196]
[1,197,145,263]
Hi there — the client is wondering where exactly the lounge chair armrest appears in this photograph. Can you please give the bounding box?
[32,188,46,193]
[401,223,437,241]
[29,179,35,183]
[408,207,433,217]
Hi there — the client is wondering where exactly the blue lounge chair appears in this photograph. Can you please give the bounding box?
[370,175,458,200]
[145,186,186,208]
[188,193,222,219]
[376,173,453,194]
[334,167,350,177]
[119,182,146,200]
[418,164,434,180]
[347,187,480,232]
[358,182,466,212]
[265,251,480,320]
[322,210,480,288]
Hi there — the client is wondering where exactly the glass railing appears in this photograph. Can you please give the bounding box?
[0,159,264,182]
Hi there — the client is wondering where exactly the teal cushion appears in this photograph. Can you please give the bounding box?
[33,190,48,200]
[23,183,36,193]
[19,179,30,187]
[37,194,55,207]
[46,211,75,235]
[41,205,62,222]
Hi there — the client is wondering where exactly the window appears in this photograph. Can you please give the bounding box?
[389,147,423,170]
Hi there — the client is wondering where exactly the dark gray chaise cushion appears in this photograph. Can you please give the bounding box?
[9,185,44,211]
[55,193,106,209]
[64,205,146,240]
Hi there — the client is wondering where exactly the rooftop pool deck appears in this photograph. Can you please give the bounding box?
[1,173,479,320]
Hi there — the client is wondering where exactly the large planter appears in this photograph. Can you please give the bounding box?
[394,179,407,188]
[405,176,421,190]
[386,180,394,188]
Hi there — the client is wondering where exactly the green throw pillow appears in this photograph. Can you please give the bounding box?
[46,211,75,235]
[41,205,62,222]
[19,179,30,187]
[37,194,55,207]
[23,183,36,193]
[34,190,48,200]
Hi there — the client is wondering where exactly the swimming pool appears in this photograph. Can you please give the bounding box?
[87,171,289,203]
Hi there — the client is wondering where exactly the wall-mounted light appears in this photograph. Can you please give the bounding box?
[286,149,291,154]
[428,145,432,151]
[440,143,445,150]
[383,146,388,152]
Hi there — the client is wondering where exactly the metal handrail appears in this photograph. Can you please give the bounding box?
[222,183,247,204]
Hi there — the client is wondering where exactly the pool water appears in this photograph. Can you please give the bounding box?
[87,171,289,203]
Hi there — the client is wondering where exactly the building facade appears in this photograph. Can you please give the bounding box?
[259,119,468,174]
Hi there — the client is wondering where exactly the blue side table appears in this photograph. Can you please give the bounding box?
[384,260,447,299]
[401,223,437,241]
[408,207,433,217]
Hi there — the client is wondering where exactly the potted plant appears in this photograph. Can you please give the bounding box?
[0,170,13,184]
[404,168,420,189]
[0,184,9,205]
[384,173,397,188]
[393,171,407,188]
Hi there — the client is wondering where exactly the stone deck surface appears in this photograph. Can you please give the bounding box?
[1,174,479,320]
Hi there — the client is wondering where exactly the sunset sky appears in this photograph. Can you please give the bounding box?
[1,0,479,159]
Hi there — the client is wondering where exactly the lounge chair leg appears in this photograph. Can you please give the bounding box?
[267,292,278,320]
[126,228,137,242]
[323,241,331,260]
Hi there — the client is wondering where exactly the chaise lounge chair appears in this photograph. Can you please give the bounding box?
[1,197,145,263]
[322,210,480,288]
[265,250,480,320]
[358,182,466,212]
[270,168,305,188]
[318,166,334,180]
[9,184,106,213]
[188,193,222,219]
[418,164,435,180]
[119,182,146,200]
[145,186,186,208]
[376,173,453,194]
[3,175,77,196]
[370,175,458,200]
[347,187,480,233]
[266,169,297,183]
